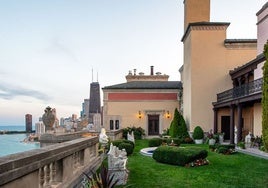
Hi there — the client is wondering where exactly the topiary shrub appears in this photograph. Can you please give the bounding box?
[152,146,208,166]
[111,139,134,155]
[193,126,204,139]
[148,138,162,147]
[169,109,180,138]
[118,142,134,156]
[168,108,189,139]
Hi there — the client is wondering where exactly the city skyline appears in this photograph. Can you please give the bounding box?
[0,0,267,125]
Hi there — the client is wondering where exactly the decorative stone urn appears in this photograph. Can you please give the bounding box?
[195,139,203,144]
[42,106,56,132]
[209,138,216,145]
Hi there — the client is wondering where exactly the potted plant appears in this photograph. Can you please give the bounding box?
[192,126,204,144]
[207,129,216,145]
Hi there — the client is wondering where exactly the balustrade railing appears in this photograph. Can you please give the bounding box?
[217,78,263,103]
[0,136,101,188]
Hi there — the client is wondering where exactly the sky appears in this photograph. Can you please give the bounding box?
[0,0,267,126]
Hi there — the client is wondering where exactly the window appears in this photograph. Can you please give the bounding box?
[115,120,119,130]
[110,120,114,130]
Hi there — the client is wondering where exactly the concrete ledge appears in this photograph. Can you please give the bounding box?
[236,147,268,160]
[0,136,100,187]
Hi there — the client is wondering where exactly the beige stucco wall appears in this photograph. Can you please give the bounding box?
[257,3,268,55]
[253,103,262,136]
[184,0,210,31]
[217,106,254,139]
[182,25,257,132]
[103,89,179,136]
[182,31,192,129]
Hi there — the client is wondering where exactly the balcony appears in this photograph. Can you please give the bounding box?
[217,78,263,103]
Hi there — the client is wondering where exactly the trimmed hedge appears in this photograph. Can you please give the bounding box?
[111,139,135,155]
[118,142,134,156]
[152,146,208,166]
[148,138,162,147]
[148,138,181,147]
[209,144,235,154]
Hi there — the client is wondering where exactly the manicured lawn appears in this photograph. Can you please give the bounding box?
[120,139,268,188]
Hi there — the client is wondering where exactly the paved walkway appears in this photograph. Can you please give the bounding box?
[236,147,268,160]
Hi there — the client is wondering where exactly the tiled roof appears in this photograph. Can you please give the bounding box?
[102,81,182,90]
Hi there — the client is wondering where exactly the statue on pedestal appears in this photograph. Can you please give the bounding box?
[42,106,56,132]
[127,131,135,143]
[107,143,128,185]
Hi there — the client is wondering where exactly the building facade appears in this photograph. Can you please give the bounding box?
[213,2,267,143]
[25,114,32,133]
[102,66,182,136]
[180,0,257,133]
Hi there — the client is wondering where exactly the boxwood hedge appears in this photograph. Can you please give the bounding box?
[152,146,208,166]
[111,139,135,155]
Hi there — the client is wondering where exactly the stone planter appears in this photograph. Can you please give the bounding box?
[195,139,203,144]
[209,138,216,145]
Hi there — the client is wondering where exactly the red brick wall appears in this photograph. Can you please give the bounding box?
[108,93,177,100]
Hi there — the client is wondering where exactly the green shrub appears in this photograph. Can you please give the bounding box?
[262,41,268,151]
[122,126,145,140]
[148,138,162,147]
[168,108,189,139]
[152,146,208,166]
[118,142,134,155]
[183,137,194,144]
[237,141,246,149]
[210,144,235,154]
[193,126,204,139]
[112,139,134,148]
[111,139,135,155]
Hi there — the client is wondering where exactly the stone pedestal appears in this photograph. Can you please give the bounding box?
[109,169,129,185]
[107,143,129,185]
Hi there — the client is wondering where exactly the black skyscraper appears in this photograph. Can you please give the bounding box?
[88,82,101,123]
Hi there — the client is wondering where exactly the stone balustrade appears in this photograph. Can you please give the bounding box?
[107,129,123,141]
[0,136,101,188]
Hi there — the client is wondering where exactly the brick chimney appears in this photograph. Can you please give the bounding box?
[150,66,154,75]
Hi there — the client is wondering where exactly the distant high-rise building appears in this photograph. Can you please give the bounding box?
[81,99,90,118]
[35,121,45,135]
[25,114,32,132]
[88,82,101,123]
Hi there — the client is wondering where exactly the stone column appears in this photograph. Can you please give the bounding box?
[229,105,235,144]
[237,104,243,142]
[213,108,218,134]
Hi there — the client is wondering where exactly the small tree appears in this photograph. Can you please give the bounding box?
[169,108,180,137]
[178,112,189,139]
[169,108,189,138]
[262,41,268,151]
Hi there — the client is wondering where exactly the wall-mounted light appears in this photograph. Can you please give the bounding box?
[138,111,142,119]
[166,110,170,118]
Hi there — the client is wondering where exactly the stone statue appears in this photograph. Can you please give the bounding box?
[127,131,135,143]
[42,106,56,132]
[99,128,109,145]
[107,143,129,185]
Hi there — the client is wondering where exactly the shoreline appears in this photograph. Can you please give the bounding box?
[0,131,34,135]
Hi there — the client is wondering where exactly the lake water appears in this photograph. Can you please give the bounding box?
[0,125,40,157]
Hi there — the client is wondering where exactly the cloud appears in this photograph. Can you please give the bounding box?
[0,83,50,101]
[43,37,79,64]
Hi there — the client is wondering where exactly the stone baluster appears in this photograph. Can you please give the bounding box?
[44,165,51,187]
[39,168,45,188]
